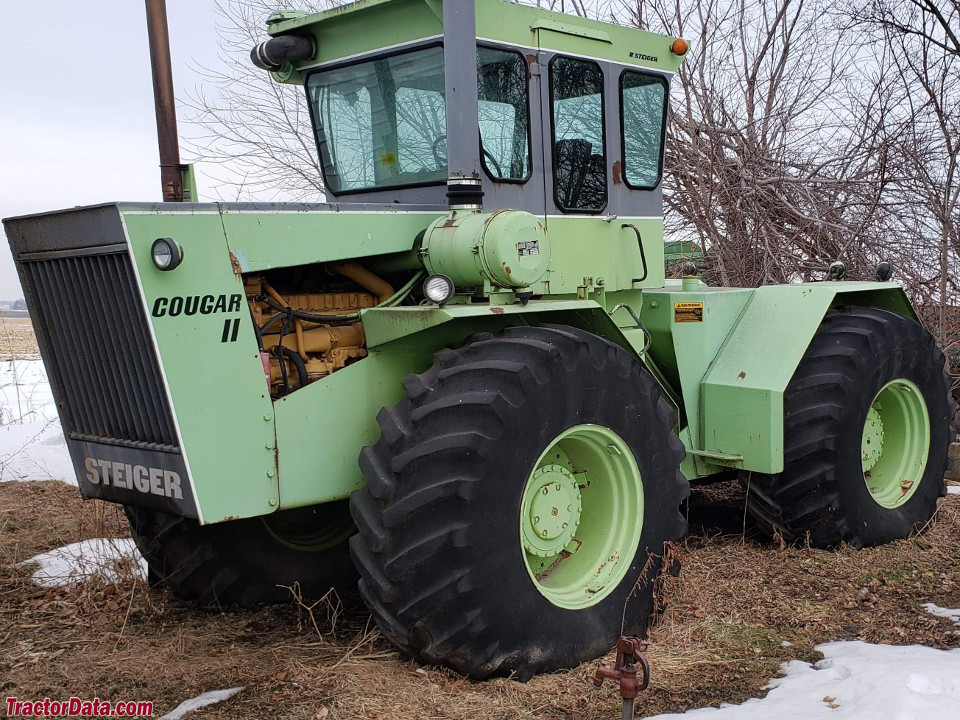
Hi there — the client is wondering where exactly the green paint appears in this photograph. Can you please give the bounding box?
[218,206,442,273]
[272,0,687,86]
[521,464,581,557]
[700,282,915,474]
[273,345,430,507]
[642,282,753,475]
[861,406,884,473]
[520,424,643,610]
[542,217,665,295]
[861,379,930,508]
[421,210,550,290]
[121,205,278,524]
[268,0,444,85]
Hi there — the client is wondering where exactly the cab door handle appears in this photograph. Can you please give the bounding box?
[622,223,648,283]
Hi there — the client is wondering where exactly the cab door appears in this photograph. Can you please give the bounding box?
[474,44,546,217]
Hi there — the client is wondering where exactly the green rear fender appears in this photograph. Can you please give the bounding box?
[700,282,918,475]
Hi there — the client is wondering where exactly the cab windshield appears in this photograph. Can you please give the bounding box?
[307,46,447,194]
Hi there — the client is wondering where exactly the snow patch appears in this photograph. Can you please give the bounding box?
[0,359,75,484]
[0,358,57,424]
[647,641,960,719]
[158,688,245,720]
[20,538,147,587]
[923,603,960,626]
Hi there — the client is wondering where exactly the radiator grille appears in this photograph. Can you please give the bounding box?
[21,251,179,450]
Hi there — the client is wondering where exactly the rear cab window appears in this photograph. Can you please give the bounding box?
[620,70,668,189]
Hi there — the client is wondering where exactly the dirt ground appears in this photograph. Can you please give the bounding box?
[1,480,959,720]
[2,321,959,719]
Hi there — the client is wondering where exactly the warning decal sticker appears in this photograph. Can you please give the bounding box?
[674,302,704,323]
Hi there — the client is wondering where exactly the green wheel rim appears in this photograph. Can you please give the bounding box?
[261,504,355,553]
[520,424,643,610]
[861,379,930,509]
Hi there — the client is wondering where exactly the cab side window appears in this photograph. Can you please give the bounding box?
[620,71,667,188]
[477,47,531,181]
[550,56,607,212]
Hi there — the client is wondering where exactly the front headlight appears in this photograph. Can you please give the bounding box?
[151,237,183,271]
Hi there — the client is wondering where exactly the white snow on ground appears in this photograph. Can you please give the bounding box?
[157,688,246,720]
[647,642,960,719]
[923,603,960,627]
[0,359,75,484]
[19,538,147,587]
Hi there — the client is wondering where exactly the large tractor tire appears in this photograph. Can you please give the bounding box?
[350,325,688,679]
[744,306,952,548]
[125,502,356,607]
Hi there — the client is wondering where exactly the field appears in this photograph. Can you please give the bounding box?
[1,320,959,719]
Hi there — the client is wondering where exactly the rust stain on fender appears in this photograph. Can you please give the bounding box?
[491,307,505,314]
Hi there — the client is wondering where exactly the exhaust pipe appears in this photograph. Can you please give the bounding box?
[251,35,316,72]
[144,0,184,202]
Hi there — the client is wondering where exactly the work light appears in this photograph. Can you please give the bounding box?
[423,274,455,305]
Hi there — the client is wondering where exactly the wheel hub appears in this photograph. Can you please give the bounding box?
[519,424,644,610]
[522,465,581,557]
[860,378,930,508]
[861,403,884,473]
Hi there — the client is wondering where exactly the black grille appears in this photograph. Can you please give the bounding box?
[21,251,179,450]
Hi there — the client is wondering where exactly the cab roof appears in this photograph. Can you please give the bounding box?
[266,0,686,82]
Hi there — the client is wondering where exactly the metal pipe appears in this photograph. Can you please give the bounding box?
[145,0,183,202]
[327,262,395,304]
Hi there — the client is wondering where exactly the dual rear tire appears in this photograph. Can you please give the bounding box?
[744,307,952,548]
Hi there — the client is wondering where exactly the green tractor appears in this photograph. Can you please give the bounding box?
[4,0,952,680]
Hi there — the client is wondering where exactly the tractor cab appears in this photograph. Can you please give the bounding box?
[252,0,688,218]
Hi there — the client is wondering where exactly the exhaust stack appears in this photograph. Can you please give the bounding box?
[145,0,187,202]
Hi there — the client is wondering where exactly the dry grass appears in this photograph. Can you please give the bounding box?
[0,317,39,359]
[3,479,960,719]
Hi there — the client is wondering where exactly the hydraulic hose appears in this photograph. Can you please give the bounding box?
[276,345,308,389]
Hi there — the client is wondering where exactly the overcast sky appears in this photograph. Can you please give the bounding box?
[0,1,238,298]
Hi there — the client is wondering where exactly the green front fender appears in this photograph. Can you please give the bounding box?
[700,282,917,474]
[273,299,642,508]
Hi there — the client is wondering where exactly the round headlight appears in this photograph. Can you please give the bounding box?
[423,274,455,305]
[151,237,183,271]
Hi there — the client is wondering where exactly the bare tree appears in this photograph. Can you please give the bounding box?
[847,0,959,398]
[854,0,960,57]
[628,0,895,288]
[182,0,331,201]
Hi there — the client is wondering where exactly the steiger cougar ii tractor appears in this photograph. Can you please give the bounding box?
[4,0,952,680]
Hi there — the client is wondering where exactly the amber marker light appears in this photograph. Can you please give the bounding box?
[671,38,689,56]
